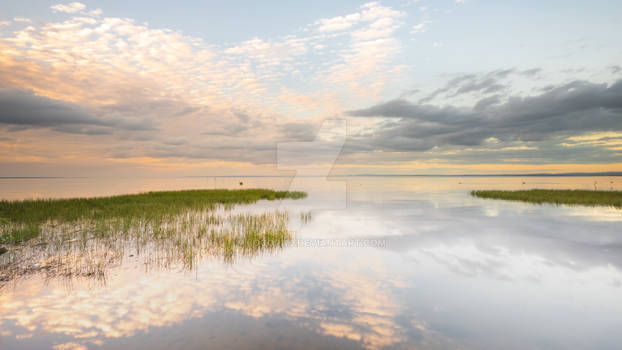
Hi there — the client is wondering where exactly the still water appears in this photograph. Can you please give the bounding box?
[1,176,621,350]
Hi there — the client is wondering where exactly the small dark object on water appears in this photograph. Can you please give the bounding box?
[0,247,7,255]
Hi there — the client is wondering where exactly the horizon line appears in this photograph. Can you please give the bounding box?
[2,172,622,179]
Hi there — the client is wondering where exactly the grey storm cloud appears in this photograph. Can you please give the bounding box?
[521,68,542,77]
[416,68,543,104]
[417,69,509,103]
[0,88,112,127]
[453,78,505,96]
[0,88,156,134]
[234,110,251,123]
[346,79,622,152]
[198,108,270,138]
[473,95,501,111]
[278,122,318,141]
[145,141,279,164]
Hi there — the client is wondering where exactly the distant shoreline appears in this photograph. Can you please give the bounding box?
[1,172,622,179]
[0,177,86,179]
[340,172,622,177]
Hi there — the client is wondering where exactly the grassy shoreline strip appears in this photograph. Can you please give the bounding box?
[0,189,306,244]
[471,189,622,208]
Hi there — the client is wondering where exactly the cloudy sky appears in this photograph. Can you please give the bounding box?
[0,0,621,176]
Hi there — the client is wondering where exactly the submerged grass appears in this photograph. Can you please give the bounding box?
[0,189,308,284]
[471,189,622,208]
[0,189,306,243]
[300,211,312,224]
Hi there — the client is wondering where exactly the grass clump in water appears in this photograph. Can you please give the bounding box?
[471,189,622,208]
[0,189,306,244]
[0,189,309,284]
[300,211,312,224]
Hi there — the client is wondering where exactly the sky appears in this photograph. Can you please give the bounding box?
[0,0,621,176]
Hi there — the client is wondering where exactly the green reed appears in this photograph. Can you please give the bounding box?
[0,189,306,244]
[0,189,308,284]
[471,189,622,208]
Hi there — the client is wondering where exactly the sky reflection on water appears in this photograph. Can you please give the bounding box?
[1,176,622,350]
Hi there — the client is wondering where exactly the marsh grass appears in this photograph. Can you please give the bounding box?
[471,189,622,208]
[0,189,307,285]
[300,211,312,224]
[0,189,305,243]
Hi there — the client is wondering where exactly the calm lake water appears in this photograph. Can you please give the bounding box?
[1,176,622,350]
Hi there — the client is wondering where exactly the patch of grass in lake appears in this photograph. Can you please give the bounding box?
[471,189,622,208]
[0,189,308,284]
[0,189,305,243]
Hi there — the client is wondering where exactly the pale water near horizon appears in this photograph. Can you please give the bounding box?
[1,176,622,349]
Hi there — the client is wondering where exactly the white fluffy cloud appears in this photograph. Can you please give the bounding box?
[51,2,86,14]
[316,13,361,32]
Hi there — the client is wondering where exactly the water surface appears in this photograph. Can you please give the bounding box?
[1,176,621,350]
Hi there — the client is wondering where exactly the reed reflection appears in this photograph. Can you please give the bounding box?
[1,207,298,286]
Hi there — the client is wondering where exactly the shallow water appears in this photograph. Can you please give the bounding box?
[1,176,622,350]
